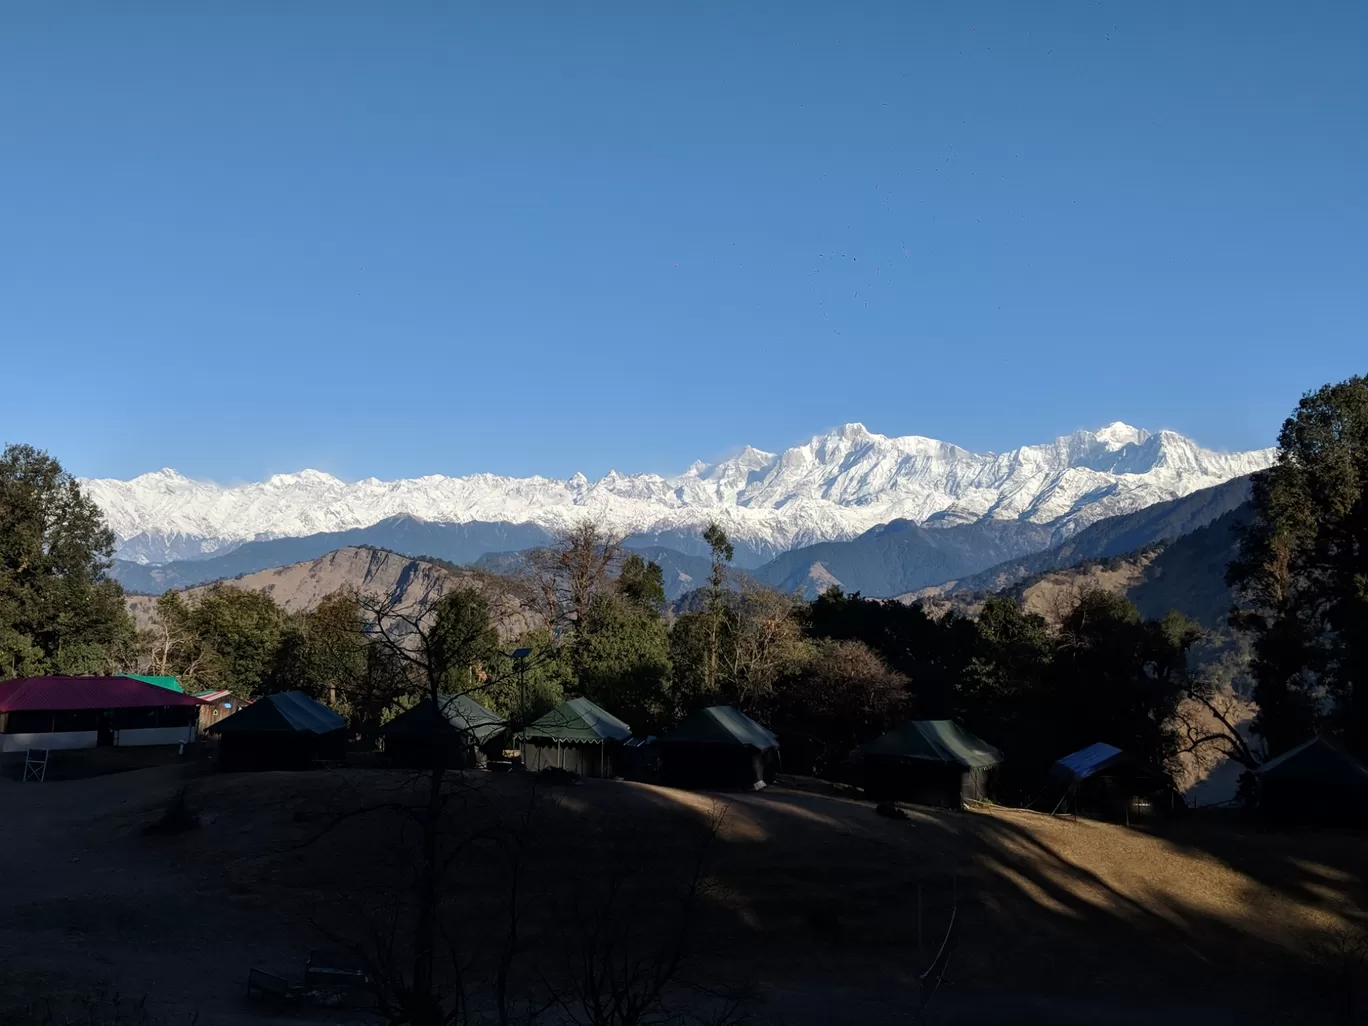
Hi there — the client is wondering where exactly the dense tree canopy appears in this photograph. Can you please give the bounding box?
[1230,375,1368,758]
[0,443,135,677]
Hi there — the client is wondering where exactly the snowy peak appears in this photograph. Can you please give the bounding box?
[81,423,1276,564]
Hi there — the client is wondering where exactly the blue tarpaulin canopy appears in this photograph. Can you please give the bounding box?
[1051,743,1126,784]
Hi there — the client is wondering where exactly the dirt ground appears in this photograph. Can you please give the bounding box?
[1,764,1364,1025]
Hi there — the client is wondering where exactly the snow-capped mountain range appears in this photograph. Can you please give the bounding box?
[84,423,1275,566]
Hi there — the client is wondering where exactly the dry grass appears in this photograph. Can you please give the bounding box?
[0,766,1364,1024]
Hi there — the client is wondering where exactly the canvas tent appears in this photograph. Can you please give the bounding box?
[1254,736,1368,826]
[210,690,347,770]
[854,720,1001,807]
[0,676,203,754]
[520,698,631,778]
[380,694,505,769]
[658,706,779,790]
[1050,742,1175,822]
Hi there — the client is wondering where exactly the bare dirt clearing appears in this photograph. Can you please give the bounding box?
[1,765,1363,1024]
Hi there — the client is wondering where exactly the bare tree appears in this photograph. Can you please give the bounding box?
[520,521,624,643]
[138,591,206,684]
[352,582,516,1026]
[718,585,805,710]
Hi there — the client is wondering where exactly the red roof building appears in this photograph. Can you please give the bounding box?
[0,676,204,755]
[0,676,204,712]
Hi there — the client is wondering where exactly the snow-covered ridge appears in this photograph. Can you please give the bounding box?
[83,422,1275,564]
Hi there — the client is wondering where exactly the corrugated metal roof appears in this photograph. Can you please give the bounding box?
[522,697,632,744]
[123,674,185,693]
[0,676,204,712]
[660,706,779,750]
[1052,743,1126,783]
[856,720,1001,769]
[210,691,346,735]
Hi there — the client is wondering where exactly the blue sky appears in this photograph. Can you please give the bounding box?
[1,2,1364,483]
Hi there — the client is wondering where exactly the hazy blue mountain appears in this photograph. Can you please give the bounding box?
[936,476,1253,597]
[749,519,1057,599]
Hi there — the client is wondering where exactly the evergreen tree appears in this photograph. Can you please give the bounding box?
[189,583,286,696]
[701,522,734,696]
[1229,375,1368,757]
[0,443,135,676]
[573,592,672,731]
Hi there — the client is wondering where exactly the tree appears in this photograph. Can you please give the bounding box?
[1049,591,1200,773]
[188,584,286,696]
[1230,375,1368,757]
[805,589,969,717]
[359,583,515,1025]
[956,597,1052,751]
[574,593,672,732]
[718,585,807,711]
[481,626,572,725]
[616,553,666,613]
[524,521,624,643]
[0,443,136,676]
[768,639,908,775]
[140,590,208,685]
[701,522,734,696]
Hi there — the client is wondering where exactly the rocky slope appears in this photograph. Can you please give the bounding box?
[125,546,535,637]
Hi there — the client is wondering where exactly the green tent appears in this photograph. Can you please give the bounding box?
[382,694,505,745]
[123,674,185,694]
[520,698,631,778]
[521,697,631,744]
[1255,736,1368,825]
[856,719,1002,769]
[379,694,506,772]
[657,706,780,790]
[660,706,778,751]
[855,720,1002,806]
[209,691,347,771]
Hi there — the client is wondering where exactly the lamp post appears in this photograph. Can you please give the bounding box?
[509,647,532,729]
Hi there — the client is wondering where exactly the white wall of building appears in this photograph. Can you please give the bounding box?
[116,726,196,748]
[0,731,98,753]
[1,724,196,753]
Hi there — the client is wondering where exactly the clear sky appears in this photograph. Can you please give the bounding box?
[1,2,1364,483]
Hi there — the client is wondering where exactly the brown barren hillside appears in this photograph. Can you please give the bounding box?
[125,545,535,636]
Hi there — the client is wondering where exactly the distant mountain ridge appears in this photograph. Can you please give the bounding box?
[85,421,1274,565]
[917,476,1255,598]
